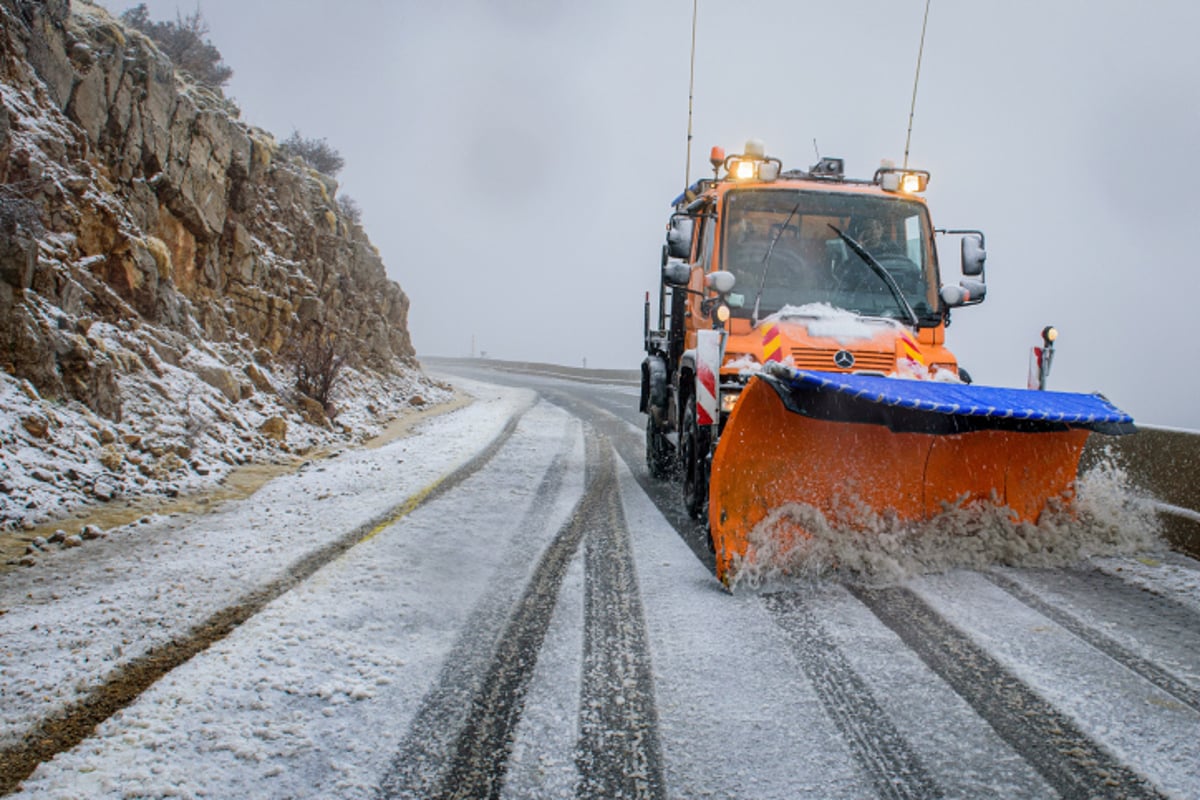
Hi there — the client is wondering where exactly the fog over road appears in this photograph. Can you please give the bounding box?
[3,364,1198,798]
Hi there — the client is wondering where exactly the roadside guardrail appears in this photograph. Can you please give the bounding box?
[1085,426,1200,558]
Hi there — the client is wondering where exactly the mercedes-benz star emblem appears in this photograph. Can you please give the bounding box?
[834,350,855,369]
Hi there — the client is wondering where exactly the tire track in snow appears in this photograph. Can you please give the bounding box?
[575,436,666,800]
[376,411,584,798]
[426,364,711,568]
[536,387,715,572]
[762,592,943,800]
[0,402,532,797]
[414,373,668,798]
[983,570,1200,714]
[849,585,1167,800]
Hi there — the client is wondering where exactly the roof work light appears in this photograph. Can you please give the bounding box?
[876,167,930,193]
[723,140,782,183]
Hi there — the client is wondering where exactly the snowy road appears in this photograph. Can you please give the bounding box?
[2,365,1199,798]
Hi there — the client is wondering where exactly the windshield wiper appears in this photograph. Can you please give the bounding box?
[751,201,802,327]
[828,224,919,328]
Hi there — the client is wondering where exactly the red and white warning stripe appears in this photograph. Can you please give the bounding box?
[696,329,720,426]
[1028,346,1044,390]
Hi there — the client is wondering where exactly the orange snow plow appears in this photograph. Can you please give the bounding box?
[640,141,1136,587]
[706,366,1134,582]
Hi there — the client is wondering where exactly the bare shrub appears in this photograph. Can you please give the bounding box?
[337,194,361,224]
[121,4,233,89]
[279,131,344,177]
[285,323,347,418]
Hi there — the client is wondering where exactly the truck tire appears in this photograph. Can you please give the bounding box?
[645,416,673,479]
[681,396,710,520]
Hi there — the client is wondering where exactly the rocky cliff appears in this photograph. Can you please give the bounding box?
[0,0,444,534]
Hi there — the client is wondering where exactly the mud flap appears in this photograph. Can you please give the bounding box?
[707,367,1134,585]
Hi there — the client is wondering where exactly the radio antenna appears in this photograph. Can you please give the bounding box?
[903,0,931,169]
[683,0,699,196]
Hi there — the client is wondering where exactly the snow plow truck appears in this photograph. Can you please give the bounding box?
[640,140,1135,586]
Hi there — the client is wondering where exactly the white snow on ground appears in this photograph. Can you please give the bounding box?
[815,582,1055,797]
[8,388,584,798]
[0,377,531,757]
[911,571,1200,799]
[501,552,585,800]
[615,456,874,799]
[1092,555,1200,617]
[3,370,1197,798]
[992,566,1200,688]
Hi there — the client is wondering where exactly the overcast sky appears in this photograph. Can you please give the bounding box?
[100,1,1200,430]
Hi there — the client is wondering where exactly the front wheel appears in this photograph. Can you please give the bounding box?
[681,397,711,520]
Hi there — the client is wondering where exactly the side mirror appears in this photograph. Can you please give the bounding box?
[666,216,694,260]
[961,278,986,302]
[940,285,963,307]
[940,279,987,308]
[961,233,986,276]
[662,259,692,287]
[705,270,735,295]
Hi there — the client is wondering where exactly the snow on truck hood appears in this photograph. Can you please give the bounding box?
[730,304,961,383]
[762,303,904,345]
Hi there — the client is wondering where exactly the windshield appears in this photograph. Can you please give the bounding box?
[719,188,938,324]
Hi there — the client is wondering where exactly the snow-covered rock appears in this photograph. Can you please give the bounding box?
[0,0,447,531]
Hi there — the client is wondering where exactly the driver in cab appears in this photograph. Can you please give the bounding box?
[854,218,900,255]
[727,216,825,296]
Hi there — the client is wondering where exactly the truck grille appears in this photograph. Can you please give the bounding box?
[791,348,894,373]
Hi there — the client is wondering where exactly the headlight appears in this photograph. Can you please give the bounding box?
[721,391,740,413]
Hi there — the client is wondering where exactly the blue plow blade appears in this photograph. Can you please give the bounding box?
[758,364,1135,435]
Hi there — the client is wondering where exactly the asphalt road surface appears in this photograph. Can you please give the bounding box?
[417,359,1200,800]
[5,360,1198,799]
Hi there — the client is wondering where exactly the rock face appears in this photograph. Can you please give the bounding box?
[0,0,441,531]
[0,0,414,419]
